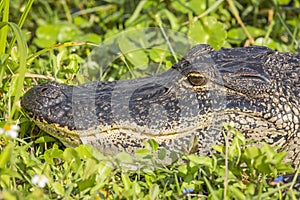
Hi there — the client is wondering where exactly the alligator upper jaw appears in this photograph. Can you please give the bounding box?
[20,63,270,135]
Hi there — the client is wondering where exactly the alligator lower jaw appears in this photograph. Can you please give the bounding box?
[33,119,82,147]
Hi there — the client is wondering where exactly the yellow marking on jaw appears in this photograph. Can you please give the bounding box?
[32,118,82,146]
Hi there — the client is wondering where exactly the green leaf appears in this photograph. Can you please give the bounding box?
[76,145,94,159]
[244,146,261,160]
[135,148,152,161]
[135,148,150,155]
[246,183,256,196]
[96,161,113,183]
[213,145,225,154]
[76,33,102,44]
[63,148,81,171]
[148,139,158,152]
[0,168,22,179]
[229,185,246,200]
[262,143,277,160]
[187,155,213,168]
[223,122,235,131]
[232,130,246,146]
[178,165,188,175]
[0,143,13,168]
[82,159,98,180]
[115,152,134,164]
[188,16,227,49]
[164,190,173,197]
[44,148,63,165]
[228,26,266,45]
[52,182,65,196]
[57,25,80,42]
[157,148,166,160]
[125,0,147,26]
[170,151,178,163]
[254,37,278,50]
[188,0,207,15]
[149,184,159,200]
[172,0,206,14]
[64,54,82,74]
[276,163,294,173]
[0,0,9,54]
[254,155,272,174]
[35,135,57,143]
[203,176,220,200]
[121,173,132,190]
[34,24,59,48]
[78,179,96,191]
[132,181,141,195]
[162,10,179,30]
[149,47,167,63]
[118,37,149,68]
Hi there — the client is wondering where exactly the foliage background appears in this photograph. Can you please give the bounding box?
[0,0,299,199]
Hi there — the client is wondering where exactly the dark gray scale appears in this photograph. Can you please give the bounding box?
[94,81,117,126]
[212,46,274,96]
[22,82,76,130]
[129,83,181,128]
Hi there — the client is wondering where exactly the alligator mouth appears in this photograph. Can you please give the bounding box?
[79,114,216,137]
[29,105,219,138]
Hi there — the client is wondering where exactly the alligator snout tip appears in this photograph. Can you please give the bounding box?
[21,82,68,113]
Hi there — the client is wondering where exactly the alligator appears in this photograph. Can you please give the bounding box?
[21,44,300,165]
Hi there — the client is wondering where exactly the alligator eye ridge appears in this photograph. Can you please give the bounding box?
[187,72,206,86]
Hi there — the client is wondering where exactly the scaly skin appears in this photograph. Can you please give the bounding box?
[21,44,300,164]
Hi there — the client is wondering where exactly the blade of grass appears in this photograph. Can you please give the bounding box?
[185,0,224,24]
[227,0,254,45]
[276,12,299,50]
[0,0,9,88]
[203,176,220,200]
[61,0,72,23]
[71,5,116,17]
[125,0,147,26]
[289,163,300,190]
[0,0,8,79]
[263,20,275,46]
[0,0,9,54]
[27,42,97,64]
[254,182,293,200]
[174,173,181,195]
[0,0,4,13]
[7,0,34,53]
[223,129,229,198]
[7,22,27,122]
[155,16,178,63]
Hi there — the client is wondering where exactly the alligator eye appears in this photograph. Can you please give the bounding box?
[39,87,49,93]
[187,72,206,86]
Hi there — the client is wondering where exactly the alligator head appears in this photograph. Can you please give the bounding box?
[21,44,300,163]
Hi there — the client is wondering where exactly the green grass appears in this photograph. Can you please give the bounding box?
[0,0,299,199]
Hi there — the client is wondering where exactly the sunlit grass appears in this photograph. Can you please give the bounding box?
[0,0,299,199]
